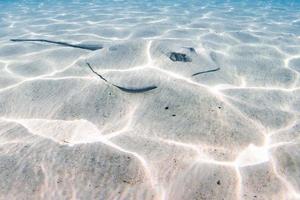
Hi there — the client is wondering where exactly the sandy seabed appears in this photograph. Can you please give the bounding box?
[0,1,300,199]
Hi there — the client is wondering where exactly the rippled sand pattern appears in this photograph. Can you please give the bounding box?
[1,0,300,199]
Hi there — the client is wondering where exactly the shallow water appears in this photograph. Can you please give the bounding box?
[0,0,300,199]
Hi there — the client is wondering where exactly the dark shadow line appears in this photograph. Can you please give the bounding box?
[86,62,108,82]
[113,84,157,93]
[86,62,157,93]
[10,39,103,51]
[192,67,220,76]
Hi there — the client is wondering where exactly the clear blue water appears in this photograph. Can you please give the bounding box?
[1,0,300,39]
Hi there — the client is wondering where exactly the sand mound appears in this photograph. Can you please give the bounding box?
[0,0,300,199]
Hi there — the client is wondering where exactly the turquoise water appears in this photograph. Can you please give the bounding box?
[1,1,300,39]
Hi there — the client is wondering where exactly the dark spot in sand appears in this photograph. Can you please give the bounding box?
[169,52,192,62]
[172,114,176,117]
[122,180,130,184]
[217,180,221,185]
[218,106,222,109]
[57,178,63,184]
[165,106,169,110]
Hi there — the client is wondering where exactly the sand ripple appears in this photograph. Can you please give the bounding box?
[0,0,300,199]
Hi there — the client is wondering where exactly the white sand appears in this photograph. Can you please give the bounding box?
[0,1,300,199]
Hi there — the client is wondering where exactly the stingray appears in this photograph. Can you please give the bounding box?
[10,38,220,93]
